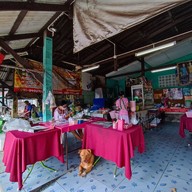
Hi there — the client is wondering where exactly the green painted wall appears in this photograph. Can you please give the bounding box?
[82,90,95,105]
[118,78,126,93]
[145,69,176,89]
[146,53,192,89]
[106,79,119,98]
[106,78,126,98]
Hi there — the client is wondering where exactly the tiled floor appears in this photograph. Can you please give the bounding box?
[0,122,192,192]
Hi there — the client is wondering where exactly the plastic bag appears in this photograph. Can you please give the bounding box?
[45,91,56,109]
[2,118,31,132]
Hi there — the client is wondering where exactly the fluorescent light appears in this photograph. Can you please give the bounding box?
[135,41,176,57]
[151,66,176,73]
[82,65,100,72]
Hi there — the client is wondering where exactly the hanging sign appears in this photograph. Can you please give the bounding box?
[14,60,82,94]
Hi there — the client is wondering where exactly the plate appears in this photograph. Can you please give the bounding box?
[31,126,47,130]
[91,121,112,128]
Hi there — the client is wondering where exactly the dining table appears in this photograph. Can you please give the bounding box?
[52,117,106,169]
[179,114,192,138]
[2,128,64,190]
[82,122,145,180]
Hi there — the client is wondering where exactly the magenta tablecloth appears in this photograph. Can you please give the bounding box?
[82,124,145,180]
[179,114,192,138]
[55,122,89,133]
[45,117,106,133]
[2,128,64,190]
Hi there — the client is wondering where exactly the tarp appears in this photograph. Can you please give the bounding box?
[73,0,186,52]
[14,60,82,95]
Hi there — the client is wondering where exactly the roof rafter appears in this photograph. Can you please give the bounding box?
[9,0,35,35]
[9,11,28,35]
[0,1,70,12]
[25,12,63,49]
[2,33,41,41]
[0,38,43,84]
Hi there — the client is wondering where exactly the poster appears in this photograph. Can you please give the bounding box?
[14,60,82,95]
[177,61,192,86]
[163,88,183,100]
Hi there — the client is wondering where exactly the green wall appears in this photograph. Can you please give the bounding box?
[146,53,192,89]
[82,90,95,105]
[145,69,176,89]
[106,78,126,98]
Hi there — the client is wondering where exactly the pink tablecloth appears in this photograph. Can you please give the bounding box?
[179,114,192,138]
[3,128,64,190]
[55,122,89,133]
[43,117,106,133]
[82,124,145,180]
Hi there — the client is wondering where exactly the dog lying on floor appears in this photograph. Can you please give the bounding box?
[78,149,94,177]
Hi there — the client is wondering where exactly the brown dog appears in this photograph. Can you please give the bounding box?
[78,149,94,177]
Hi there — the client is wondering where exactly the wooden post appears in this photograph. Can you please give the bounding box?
[12,95,18,118]
[141,57,145,77]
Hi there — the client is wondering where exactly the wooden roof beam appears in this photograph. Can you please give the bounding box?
[2,33,41,41]
[0,1,70,12]
[0,38,43,83]
[9,0,34,35]
[25,12,63,49]
[9,11,28,35]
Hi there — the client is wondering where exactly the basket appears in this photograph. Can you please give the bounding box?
[186,111,192,118]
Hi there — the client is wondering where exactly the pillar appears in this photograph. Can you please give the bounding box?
[43,32,53,122]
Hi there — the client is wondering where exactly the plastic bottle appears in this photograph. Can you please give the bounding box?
[118,119,124,131]
[112,121,117,129]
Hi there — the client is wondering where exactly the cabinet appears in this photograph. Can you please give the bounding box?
[131,84,154,110]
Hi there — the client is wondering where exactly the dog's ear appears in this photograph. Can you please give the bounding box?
[87,149,92,154]
[78,149,82,154]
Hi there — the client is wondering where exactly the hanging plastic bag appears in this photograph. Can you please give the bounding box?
[45,91,56,109]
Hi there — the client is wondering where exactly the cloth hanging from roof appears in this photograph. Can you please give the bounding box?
[73,0,186,52]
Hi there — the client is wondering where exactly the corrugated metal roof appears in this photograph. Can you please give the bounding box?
[0,0,70,51]
[36,0,68,4]
[1,0,192,85]
[0,11,20,36]
[17,11,55,34]
[0,0,73,94]
[107,37,192,79]
[8,39,33,49]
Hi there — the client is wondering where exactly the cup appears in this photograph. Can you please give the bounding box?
[112,121,117,129]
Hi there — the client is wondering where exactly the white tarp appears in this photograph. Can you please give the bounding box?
[73,0,186,52]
